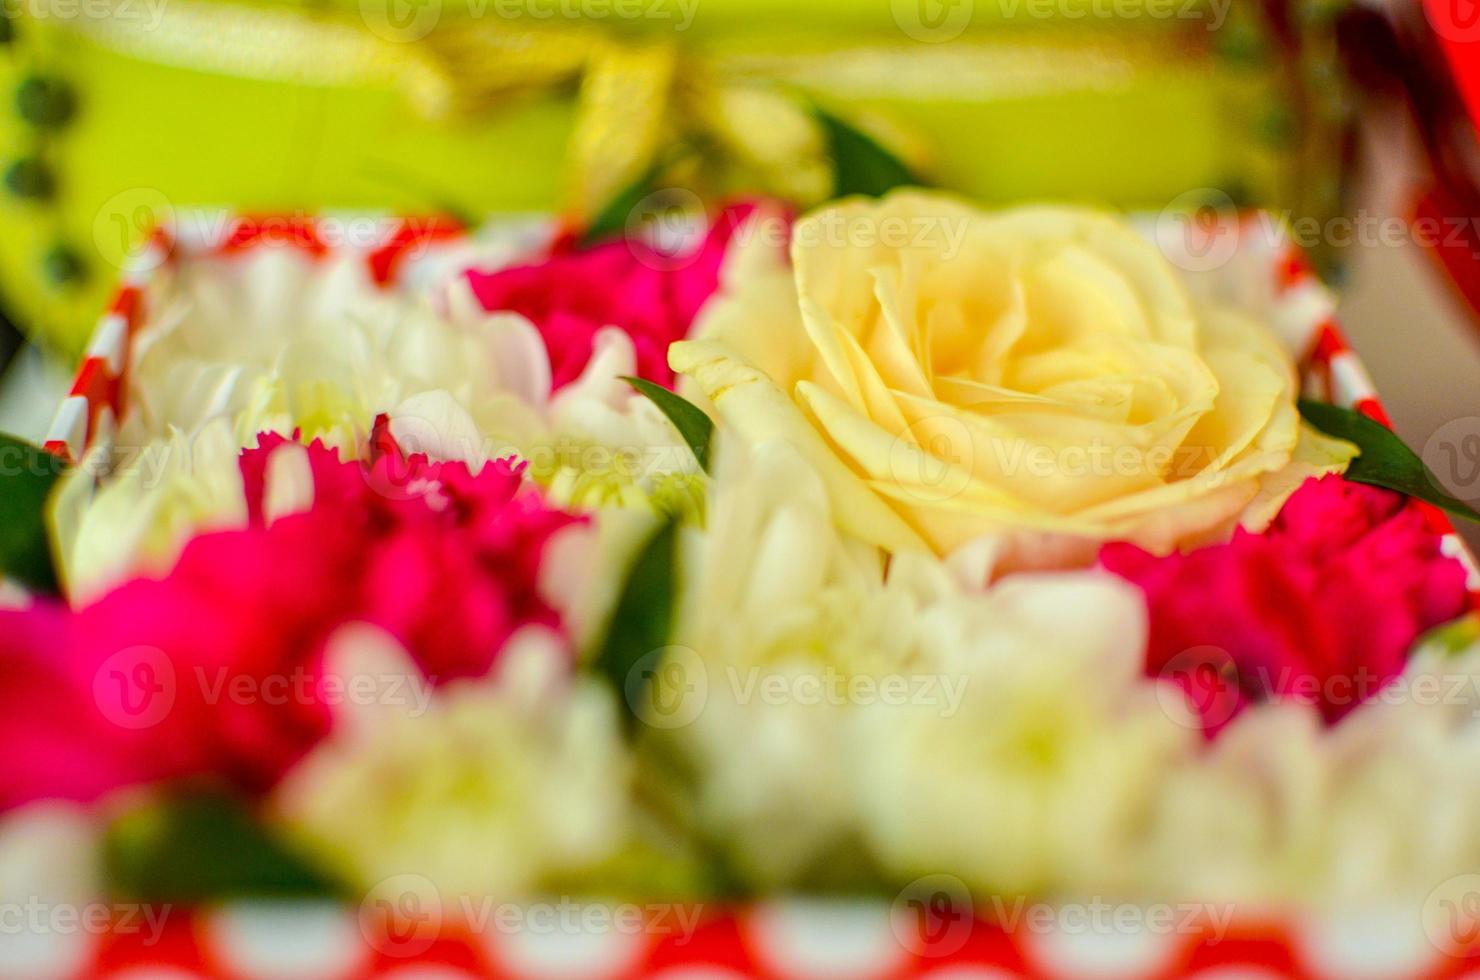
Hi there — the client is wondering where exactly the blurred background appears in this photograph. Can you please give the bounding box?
[0,0,1477,545]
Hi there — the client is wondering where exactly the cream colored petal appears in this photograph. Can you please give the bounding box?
[866,265,934,398]
[887,388,1184,514]
[1015,245,1156,354]
[829,317,912,436]
[694,228,816,393]
[390,390,487,467]
[261,441,315,525]
[1179,348,1287,472]
[554,325,637,414]
[984,204,1200,348]
[795,380,1010,508]
[1237,424,1359,532]
[478,312,554,408]
[670,339,927,555]
[1096,480,1260,556]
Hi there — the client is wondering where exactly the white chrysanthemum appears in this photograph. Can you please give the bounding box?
[121,241,695,497]
[53,418,246,603]
[851,571,1191,898]
[50,425,318,605]
[1140,637,1480,905]
[650,439,894,889]
[272,624,631,901]
[63,245,698,599]
[653,436,1192,893]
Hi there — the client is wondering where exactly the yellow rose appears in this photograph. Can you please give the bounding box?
[671,191,1351,562]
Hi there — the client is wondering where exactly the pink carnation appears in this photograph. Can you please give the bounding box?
[465,203,758,390]
[1101,476,1472,735]
[0,428,582,810]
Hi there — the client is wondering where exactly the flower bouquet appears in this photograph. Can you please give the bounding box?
[4,190,1480,978]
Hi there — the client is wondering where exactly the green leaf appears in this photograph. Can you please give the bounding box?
[622,376,714,473]
[0,432,65,594]
[813,105,920,198]
[1298,400,1480,524]
[104,791,336,903]
[592,516,680,731]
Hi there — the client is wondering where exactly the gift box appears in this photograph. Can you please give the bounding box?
[8,897,1480,978]
[0,0,1354,352]
[47,208,1480,581]
[12,204,1476,979]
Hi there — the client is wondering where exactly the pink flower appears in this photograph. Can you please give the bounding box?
[1101,476,1473,735]
[465,204,758,389]
[0,429,582,810]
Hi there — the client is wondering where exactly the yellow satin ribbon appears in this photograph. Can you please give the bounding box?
[40,0,848,214]
[38,0,1198,215]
